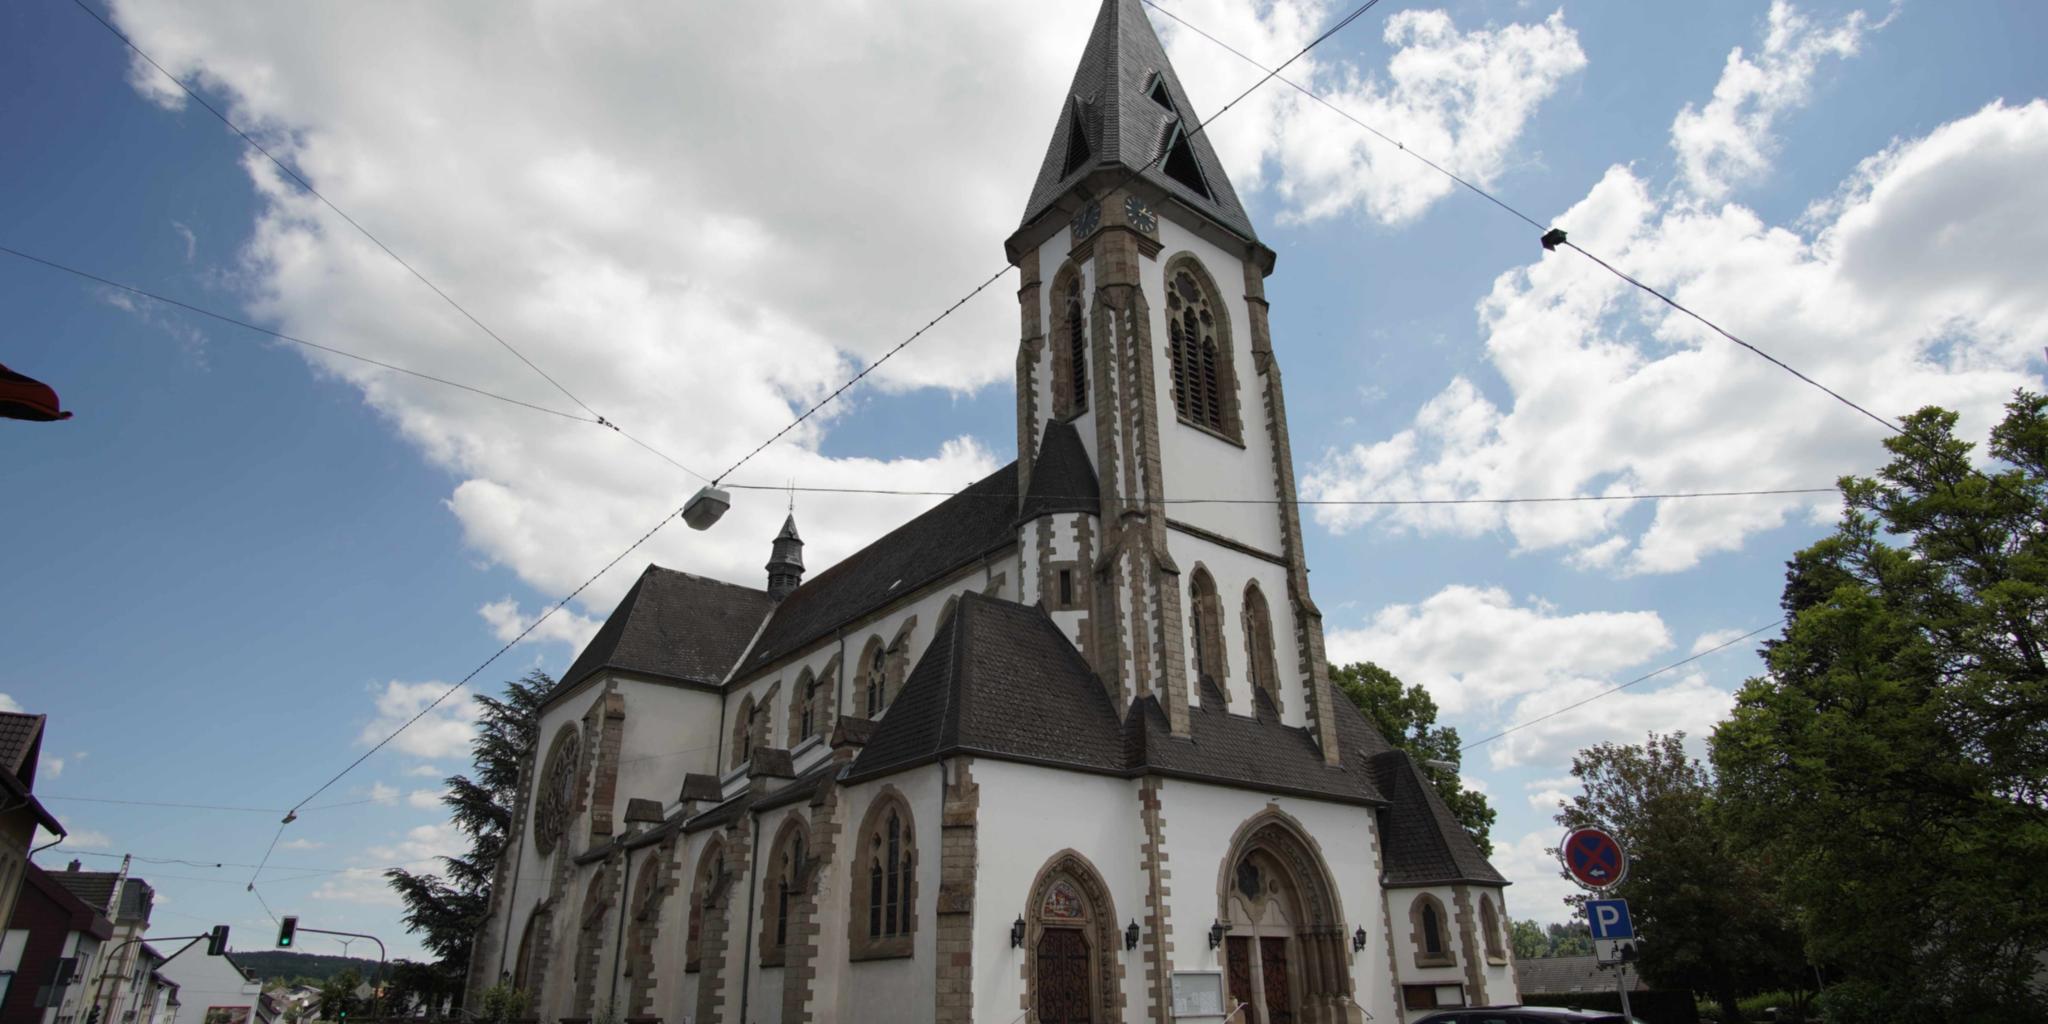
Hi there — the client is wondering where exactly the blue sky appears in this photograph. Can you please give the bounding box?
[6,0,2047,957]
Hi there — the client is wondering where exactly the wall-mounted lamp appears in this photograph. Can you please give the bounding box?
[1351,926,1369,954]
[1208,919,1232,950]
[1124,920,1141,951]
[1011,915,1027,948]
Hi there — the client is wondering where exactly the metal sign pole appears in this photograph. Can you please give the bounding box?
[1617,963,1633,1020]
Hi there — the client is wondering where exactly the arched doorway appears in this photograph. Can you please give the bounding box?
[1023,851,1122,1024]
[1217,815,1354,1024]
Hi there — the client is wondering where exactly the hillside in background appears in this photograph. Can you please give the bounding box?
[232,950,390,985]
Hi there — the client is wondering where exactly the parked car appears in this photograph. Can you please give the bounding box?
[1414,1007,1646,1024]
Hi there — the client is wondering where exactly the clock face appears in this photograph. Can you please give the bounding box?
[1124,195,1157,235]
[1069,201,1102,241]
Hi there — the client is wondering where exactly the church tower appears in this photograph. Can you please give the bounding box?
[1007,0,1343,763]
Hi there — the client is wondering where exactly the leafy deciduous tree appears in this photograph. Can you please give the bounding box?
[1333,661,1496,853]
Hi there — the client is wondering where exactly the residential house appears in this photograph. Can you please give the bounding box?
[0,860,114,1023]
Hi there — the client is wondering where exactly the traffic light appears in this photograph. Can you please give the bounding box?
[206,925,230,956]
[277,916,298,948]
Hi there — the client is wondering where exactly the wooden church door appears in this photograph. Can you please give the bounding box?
[1036,926,1093,1024]
[1226,936,1259,1024]
[1259,937,1295,1024]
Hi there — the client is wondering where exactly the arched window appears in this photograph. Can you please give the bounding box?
[625,856,665,982]
[1066,276,1088,414]
[533,724,581,857]
[512,908,546,995]
[685,839,726,973]
[1164,259,1236,438]
[861,637,887,717]
[1241,582,1281,713]
[1480,893,1506,962]
[790,669,819,747]
[849,791,917,959]
[731,696,756,769]
[1189,567,1228,702]
[1409,893,1455,968]
[759,818,811,967]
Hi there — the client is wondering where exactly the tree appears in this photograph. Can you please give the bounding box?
[317,969,363,1022]
[1542,921,1591,957]
[1332,661,1496,853]
[1559,732,1805,1021]
[386,670,552,985]
[1712,395,2048,1020]
[1509,918,1548,960]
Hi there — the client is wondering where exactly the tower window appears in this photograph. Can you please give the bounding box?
[1145,71,1174,110]
[1066,279,1087,414]
[1061,97,1092,178]
[1166,264,1232,435]
[1159,121,1211,199]
[1058,569,1074,606]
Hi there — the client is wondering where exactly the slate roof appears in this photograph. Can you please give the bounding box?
[49,871,154,923]
[1019,419,1100,522]
[1126,696,1383,805]
[0,712,44,779]
[1020,0,1258,242]
[739,462,1022,674]
[1371,749,1506,886]
[1515,954,1645,994]
[847,593,1126,781]
[549,565,776,701]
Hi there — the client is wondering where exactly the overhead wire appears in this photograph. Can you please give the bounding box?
[726,482,1840,506]
[705,0,1387,488]
[0,245,595,424]
[1138,0,1953,457]
[1459,619,1782,753]
[62,0,712,484]
[247,0,1397,874]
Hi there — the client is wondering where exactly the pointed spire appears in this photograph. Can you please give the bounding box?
[767,513,805,600]
[1020,0,1256,241]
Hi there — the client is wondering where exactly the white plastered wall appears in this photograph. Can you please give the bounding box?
[826,764,944,1024]
[970,759,1147,1024]
[1167,531,1307,727]
[1147,217,1287,557]
[1387,883,1475,1007]
[1157,782,1399,1024]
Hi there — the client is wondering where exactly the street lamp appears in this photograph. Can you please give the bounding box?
[682,486,731,530]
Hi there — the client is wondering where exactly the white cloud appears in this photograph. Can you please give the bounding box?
[280,838,326,851]
[359,680,478,760]
[478,598,600,652]
[1492,829,1578,924]
[1690,627,1747,655]
[1304,97,2048,574]
[366,821,466,867]
[38,755,63,779]
[1488,671,1734,772]
[311,868,401,907]
[369,782,400,806]
[406,788,446,811]
[1160,3,1586,225]
[1671,1,1879,200]
[404,764,444,778]
[1327,584,1671,716]
[0,694,21,712]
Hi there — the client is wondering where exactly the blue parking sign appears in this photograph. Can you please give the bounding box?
[1587,898,1634,939]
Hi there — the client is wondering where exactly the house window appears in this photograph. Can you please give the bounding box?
[850,793,917,959]
[1165,262,1234,436]
[1402,983,1466,1010]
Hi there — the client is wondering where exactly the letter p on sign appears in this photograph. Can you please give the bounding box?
[1587,898,1633,940]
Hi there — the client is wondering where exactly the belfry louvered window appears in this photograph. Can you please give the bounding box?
[1167,267,1225,431]
[1066,278,1087,413]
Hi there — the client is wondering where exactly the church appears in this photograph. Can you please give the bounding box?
[466,1,1518,1020]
